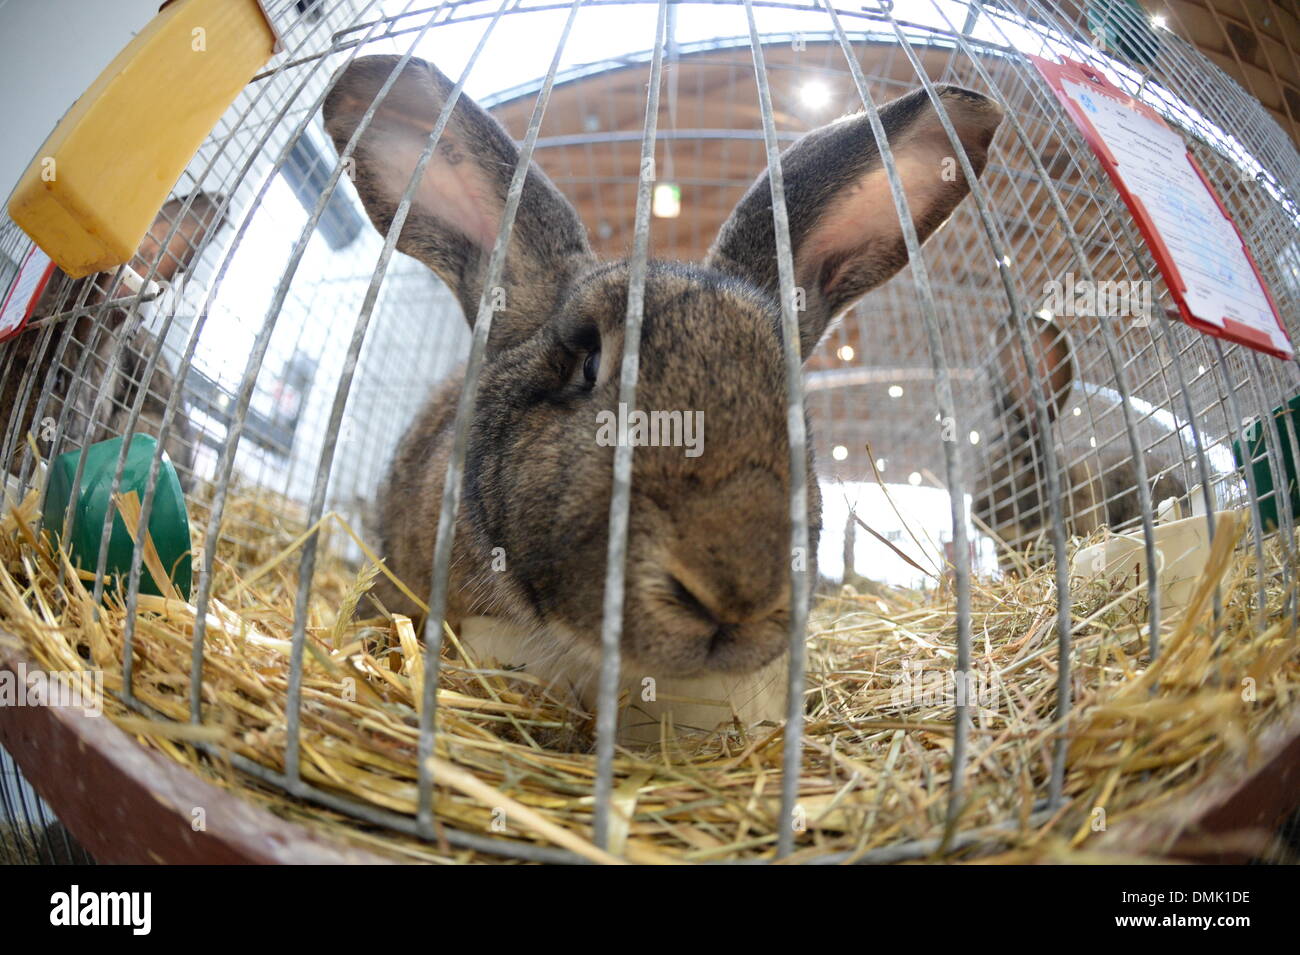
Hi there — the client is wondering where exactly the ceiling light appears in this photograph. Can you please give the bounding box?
[800,81,831,110]
[652,183,681,218]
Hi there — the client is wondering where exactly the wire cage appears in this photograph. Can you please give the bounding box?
[1,0,1299,864]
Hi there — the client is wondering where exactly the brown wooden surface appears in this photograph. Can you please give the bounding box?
[1095,708,1300,862]
[1157,0,1300,148]
[5,631,1298,864]
[0,639,396,864]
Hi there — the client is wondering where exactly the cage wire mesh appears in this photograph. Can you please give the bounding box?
[1,0,1299,863]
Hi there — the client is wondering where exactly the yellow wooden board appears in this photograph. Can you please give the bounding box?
[7,0,275,277]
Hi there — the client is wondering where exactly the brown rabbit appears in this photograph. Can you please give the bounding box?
[1,194,223,486]
[323,56,1002,705]
[973,316,1186,564]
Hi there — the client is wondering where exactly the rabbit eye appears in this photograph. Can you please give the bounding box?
[582,348,600,386]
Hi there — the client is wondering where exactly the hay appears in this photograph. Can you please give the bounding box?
[1,480,1297,864]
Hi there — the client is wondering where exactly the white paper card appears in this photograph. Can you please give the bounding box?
[0,245,53,339]
[1061,78,1291,357]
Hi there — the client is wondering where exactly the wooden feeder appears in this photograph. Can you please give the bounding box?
[6,0,277,278]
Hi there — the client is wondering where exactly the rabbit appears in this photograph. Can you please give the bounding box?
[323,56,1002,733]
[1,194,223,488]
[972,316,1186,567]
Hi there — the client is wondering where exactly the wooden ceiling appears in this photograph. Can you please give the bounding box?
[1142,0,1300,147]
[487,11,1295,281]
[484,13,1296,481]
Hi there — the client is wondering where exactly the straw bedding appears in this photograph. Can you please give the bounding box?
[1,481,1296,864]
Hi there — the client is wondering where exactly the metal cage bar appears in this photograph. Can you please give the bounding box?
[592,0,668,850]
[2,0,1298,865]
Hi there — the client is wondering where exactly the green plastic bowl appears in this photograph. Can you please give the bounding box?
[41,433,193,599]
[1232,393,1300,534]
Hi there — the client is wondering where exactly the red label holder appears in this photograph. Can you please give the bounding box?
[0,244,56,344]
[1030,55,1292,361]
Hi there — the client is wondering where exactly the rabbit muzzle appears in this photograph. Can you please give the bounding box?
[620,465,795,677]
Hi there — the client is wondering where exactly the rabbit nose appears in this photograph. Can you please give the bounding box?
[668,571,785,630]
[663,569,787,674]
[662,470,792,614]
[665,545,785,628]
[669,577,742,653]
[706,622,742,661]
[670,574,720,623]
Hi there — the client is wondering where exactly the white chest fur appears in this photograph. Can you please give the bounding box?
[458,616,788,744]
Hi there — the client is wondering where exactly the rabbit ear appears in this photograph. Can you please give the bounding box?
[1000,315,1075,426]
[706,86,1002,356]
[323,56,594,351]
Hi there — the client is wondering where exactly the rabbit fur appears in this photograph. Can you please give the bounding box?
[973,317,1187,565]
[323,56,1003,734]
